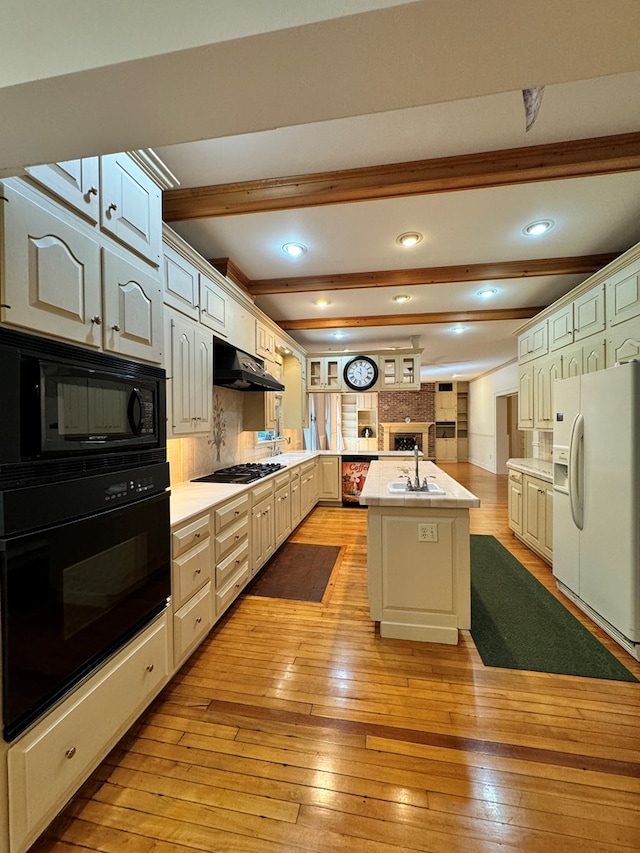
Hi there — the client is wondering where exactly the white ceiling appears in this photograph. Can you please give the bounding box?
[2,2,640,382]
[159,72,640,380]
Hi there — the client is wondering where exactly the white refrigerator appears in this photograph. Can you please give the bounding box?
[552,361,640,659]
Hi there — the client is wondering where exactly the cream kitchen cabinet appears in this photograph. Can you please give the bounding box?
[256,320,276,361]
[1,178,164,363]
[250,479,276,575]
[435,382,458,421]
[282,353,309,430]
[25,157,100,223]
[317,455,341,502]
[300,458,318,516]
[379,353,420,390]
[274,470,292,548]
[521,474,553,564]
[243,391,282,433]
[171,511,213,667]
[533,353,561,430]
[214,492,251,618]
[605,254,640,329]
[163,240,229,339]
[306,356,343,391]
[517,363,534,429]
[549,284,605,351]
[165,308,213,437]
[7,612,169,853]
[607,319,640,366]
[518,319,548,363]
[561,332,606,377]
[290,467,302,529]
[26,152,163,267]
[507,468,523,535]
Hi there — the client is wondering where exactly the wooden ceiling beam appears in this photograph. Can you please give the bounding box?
[246,253,617,295]
[277,306,545,331]
[162,132,640,220]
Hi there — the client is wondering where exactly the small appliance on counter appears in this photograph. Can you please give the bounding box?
[192,462,286,484]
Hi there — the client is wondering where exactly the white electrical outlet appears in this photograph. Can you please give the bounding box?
[418,523,438,542]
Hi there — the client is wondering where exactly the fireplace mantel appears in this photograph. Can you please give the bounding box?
[380,421,435,453]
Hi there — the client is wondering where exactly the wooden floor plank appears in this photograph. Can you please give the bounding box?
[30,463,640,853]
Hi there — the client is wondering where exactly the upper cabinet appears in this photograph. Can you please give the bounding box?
[548,284,605,351]
[306,356,343,391]
[163,241,229,340]
[379,354,421,390]
[256,320,276,361]
[518,319,548,363]
[1,151,172,362]
[25,158,100,223]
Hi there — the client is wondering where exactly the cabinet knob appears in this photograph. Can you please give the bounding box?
[146,663,154,672]
[112,324,120,332]
[195,568,201,575]
[65,746,77,760]
[91,315,102,325]
[196,616,202,624]
[195,532,201,538]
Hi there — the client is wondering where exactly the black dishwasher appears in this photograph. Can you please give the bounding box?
[341,455,378,506]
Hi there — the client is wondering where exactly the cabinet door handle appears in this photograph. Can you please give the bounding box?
[146,663,154,672]
[112,324,120,332]
[65,747,77,760]
[196,616,202,624]
[195,568,201,575]
[107,202,118,214]
[91,315,102,325]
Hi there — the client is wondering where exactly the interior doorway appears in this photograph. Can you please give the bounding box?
[495,393,528,473]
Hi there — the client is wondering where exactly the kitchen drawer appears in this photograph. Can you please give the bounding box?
[251,478,274,506]
[215,515,249,561]
[508,469,523,484]
[274,470,290,490]
[172,512,210,557]
[216,562,251,617]
[172,537,212,608]
[214,493,249,532]
[173,582,213,666]
[216,539,250,587]
[8,612,169,853]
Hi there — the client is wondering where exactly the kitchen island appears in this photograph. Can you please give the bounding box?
[360,459,480,644]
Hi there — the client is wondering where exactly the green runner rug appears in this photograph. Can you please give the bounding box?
[470,535,638,681]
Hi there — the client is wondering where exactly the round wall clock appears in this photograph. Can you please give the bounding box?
[343,355,379,390]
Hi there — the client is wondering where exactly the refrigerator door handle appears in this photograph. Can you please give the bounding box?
[568,412,584,530]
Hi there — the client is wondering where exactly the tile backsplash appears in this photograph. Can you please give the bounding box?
[532,430,553,462]
[167,387,300,484]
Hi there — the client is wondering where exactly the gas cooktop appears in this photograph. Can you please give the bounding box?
[191,462,286,484]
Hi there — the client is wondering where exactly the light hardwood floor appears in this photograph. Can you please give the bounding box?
[31,463,640,852]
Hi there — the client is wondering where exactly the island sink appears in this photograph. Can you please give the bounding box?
[387,481,446,495]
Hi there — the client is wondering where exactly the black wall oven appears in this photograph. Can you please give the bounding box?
[0,328,170,742]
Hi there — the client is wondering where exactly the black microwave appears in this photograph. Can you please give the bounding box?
[0,328,166,475]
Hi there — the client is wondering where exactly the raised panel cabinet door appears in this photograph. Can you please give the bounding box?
[168,313,197,435]
[193,327,214,432]
[162,243,199,320]
[102,249,163,363]
[508,480,522,534]
[290,475,301,529]
[1,183,102,345]
[25,158,100,222]
[606,319,640,366]
[200,272,229,337]
[517,365,534,428]
[574,284,605,341]
[523,477,545,549]
[549,304,574,350]
[606,259,640,327]
[100,153,162,266]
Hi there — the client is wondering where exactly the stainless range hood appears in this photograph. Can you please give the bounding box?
[213,340,284,392]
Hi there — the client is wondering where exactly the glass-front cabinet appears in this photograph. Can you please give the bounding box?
[380,354,421,390]
[306,356,343,391]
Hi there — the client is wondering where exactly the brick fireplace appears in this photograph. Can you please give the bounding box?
[377,383,436,458]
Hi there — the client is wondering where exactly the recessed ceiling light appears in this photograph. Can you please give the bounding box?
[477,288,497,299]
[314,298,331,308]
[332,331,346,339]
[522,219,554,237]
[450,325,467,335]
[396,232,423,248]
[282,241,307,257]
[393,294,411,303]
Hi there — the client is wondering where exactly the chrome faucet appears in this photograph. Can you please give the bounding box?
[405,444,431,491]
[413,444,421,490]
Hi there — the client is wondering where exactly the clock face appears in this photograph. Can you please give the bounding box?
[343,356,379,390]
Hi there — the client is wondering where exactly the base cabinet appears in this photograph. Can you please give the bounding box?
[7,613,169,853]
[250,480,275,575]
[214,493,250,618]
[171,511,213,667]
[508,470,552,564]
[316,455,341,502]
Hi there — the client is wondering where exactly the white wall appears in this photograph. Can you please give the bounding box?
[468,360,518,474]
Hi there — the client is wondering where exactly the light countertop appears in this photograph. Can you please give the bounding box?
[506,457,553,482]
[169,450,426,526]
[359,460,480,508]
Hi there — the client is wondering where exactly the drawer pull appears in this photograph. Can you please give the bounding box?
[196,616,202,624]
[194,532,201,538]
[65,747,76,760]
[195,568,202,575]
[235,534,240,540]
[147,663,155,672]
[234,510,240,516]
